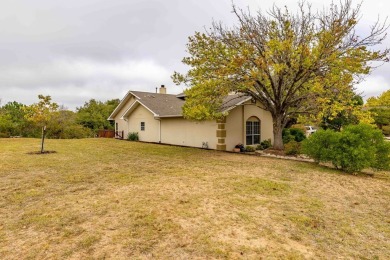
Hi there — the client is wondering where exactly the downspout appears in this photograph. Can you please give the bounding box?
[124,118,129,137]
[158,118,161,143]
[154,116,162,143]
[242,105,245,145]
[114,121,117,139]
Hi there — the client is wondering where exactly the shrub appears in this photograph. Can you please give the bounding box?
[332,127,376,172]
[283,128,306,144]
[382,125,390,136]
[302,129,339,163]
[284,141,301,155]
[0,132,10,138]
[127,132,139,141]
[290,128,306,142]
[245,146,256,152]
[372,141,390,171]
[302,124,390,173]
[282,128,294,144]
[61,125,94,139]
[256,139,272,150]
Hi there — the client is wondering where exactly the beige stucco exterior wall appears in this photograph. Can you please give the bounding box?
[225,102,273,151]
[160,118,218,149]
[225,105,244,151]
[127,105,160,142]
[112,95,273,150]
[244,103,274,144]
[113,96,136,136]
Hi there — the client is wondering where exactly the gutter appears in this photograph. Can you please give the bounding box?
[156,115,183,118]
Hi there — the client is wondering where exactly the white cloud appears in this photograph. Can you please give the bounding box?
[356,75,389,101]
[0,58,176,109]
[0,0,389,109]
[0,58,170,86]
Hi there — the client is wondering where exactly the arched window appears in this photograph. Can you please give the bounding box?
[246,116,261,145]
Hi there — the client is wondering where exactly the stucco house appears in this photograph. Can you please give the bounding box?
[108,85,274,151]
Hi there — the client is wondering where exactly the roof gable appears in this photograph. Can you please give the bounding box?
[129,91,185,117]
[220,94,252,112]
[107,91,134,120]
[121,100,158,118]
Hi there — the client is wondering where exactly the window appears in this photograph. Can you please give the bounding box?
[246,117,260,145]
[140,122,145,131]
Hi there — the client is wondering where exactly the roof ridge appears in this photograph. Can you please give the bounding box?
[130,90,177,96]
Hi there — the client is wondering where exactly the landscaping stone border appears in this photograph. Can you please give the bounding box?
[255,150,315,162]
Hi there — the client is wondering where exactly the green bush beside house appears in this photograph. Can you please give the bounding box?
[127,132,139,141]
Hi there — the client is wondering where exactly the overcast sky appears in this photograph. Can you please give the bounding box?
[0,0,389,109]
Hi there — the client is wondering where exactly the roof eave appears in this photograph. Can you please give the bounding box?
[221,97,252,113]
[156,115,183,118]
[107,91,134,120]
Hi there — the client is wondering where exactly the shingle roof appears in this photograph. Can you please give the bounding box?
[130,91,185,117]
[110,90,252,120]
[220,94,252,112]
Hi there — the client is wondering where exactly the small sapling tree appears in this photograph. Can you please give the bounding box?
[24,95,59,153]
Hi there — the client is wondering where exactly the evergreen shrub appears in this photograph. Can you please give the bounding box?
[302,124,390,172]
[127,132,139,141]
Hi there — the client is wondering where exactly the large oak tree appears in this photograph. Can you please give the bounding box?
[173,0,389,149]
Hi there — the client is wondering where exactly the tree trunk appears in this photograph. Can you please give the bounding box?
[272,116,284,150]
[40,126,46,153]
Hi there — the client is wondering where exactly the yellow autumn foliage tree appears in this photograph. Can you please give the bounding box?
[173,1,388,149]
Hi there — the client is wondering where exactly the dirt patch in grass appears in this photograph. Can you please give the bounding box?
[0,138,389,259]
[262,148,286,156]
[26,151,57,155]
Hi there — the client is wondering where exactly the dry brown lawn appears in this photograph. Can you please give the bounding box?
[0,138,389,259]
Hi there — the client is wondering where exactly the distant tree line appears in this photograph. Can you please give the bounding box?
[365,90,390,136]
[0,95,119,138]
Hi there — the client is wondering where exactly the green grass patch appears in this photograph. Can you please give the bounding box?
[231,177,290,195]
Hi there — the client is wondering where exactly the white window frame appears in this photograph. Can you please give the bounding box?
[246,117,261,145]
